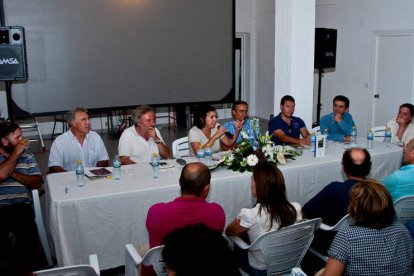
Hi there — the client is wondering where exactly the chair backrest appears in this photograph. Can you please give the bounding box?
[394,195,414,225]
[125,244,166,276]
[249,218,321,276]
[172,137,189,158]
[371,126,386,141]
[33,254,100,276]
[311,126,321,136]
[32,189,54,267]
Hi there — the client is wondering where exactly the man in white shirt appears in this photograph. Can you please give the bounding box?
[118,105,170,164]
[48,107,109,173]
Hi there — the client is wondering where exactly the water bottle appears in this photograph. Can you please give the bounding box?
[112,154,121,180]
[384,127,392,145]
[351,126,357,145]
[310,132,316,153]
[151,153,160,179]
[197,146,205,161]
[75,160,84,187]
[367,129,373,149]
[323,128,329,148]
[204,144,212,165]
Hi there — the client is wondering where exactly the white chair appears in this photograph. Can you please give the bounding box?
[308,214,354,262]
[32,189,54,267]
[394,195,414,225]
[172,137,189,159]
[227,218,321,276]
[371,126,386,141]
[311,126,321,136]
[125,244,165,276]
[33,254,100,275]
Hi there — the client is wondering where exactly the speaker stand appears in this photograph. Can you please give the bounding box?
[315,68,324,127]
[5,81,14,122]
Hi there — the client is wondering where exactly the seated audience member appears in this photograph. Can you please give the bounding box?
[302,147,371,255]
[225,162,302,276]
[144,162,225,275]
[321,180,413,276]
[268,95,310,146]
[386,103,414,146]
[0,123,43,274]
[320,95,355,142]
[381,138,414,202]
[48,107,109,172]
[188,104,241,157]
[223,100,259,145]
[118,105,170,164]
[404,219,414,240]
[162,223,241,276]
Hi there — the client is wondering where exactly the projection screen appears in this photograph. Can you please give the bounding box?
[3,0,234,114]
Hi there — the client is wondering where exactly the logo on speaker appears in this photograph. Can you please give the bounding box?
[0,58,19,65]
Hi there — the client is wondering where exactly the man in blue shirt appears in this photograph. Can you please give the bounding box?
[381,138,414,202]
[223,101,259,145]
[268,95,310,146]
[320,95,355,142]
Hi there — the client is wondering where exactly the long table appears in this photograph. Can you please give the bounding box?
[45,139,403,269]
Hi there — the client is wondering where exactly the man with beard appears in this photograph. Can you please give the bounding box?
[0,122,43,274]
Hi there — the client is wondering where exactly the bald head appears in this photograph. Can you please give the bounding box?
[342,147,371,178]
[179,162,211,196]
[403,139,414,164]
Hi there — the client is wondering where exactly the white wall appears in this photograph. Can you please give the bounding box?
[315,0,414,137]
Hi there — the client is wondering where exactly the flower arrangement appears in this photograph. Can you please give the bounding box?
[214,118,301,173]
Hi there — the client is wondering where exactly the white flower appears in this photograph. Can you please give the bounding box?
[241,131,249,139]
[246,154,259,166]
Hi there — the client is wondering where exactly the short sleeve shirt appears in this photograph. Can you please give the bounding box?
[328,224,413,275]
[268,114,306,145]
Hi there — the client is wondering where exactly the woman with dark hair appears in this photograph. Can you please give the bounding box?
[386,103,414,146]
[321,180,413,276]
[225,162,301,276]
[188,104,242,156]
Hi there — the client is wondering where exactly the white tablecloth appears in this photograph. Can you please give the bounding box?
[45,139,403,269]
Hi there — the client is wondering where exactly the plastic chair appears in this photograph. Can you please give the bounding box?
[308,214,354,262]
[33,254,100,275]
[394,195,414,225]
[172,137,189,159]
[227,218,321,276]
[371,126,386,141]
[32,189,54,267]
[312,126,321,136]
[125,244,165,276]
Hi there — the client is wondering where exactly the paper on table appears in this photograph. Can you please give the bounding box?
[84,168,112,178]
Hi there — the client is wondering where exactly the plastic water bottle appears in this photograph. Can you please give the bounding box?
[323,128,329,148]
[151,153,160,179]
[112,154,121,180]
[351,126,357,145]
[310,132,316,152]
[367,129,373,149]
[75,160,84,187]
[384,127,392,145]
[197,146,205,161]
[204,144,212,165]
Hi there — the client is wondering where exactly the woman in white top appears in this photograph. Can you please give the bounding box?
[226,162,302,276]
[188,104,242,157]
[386,103,414,146]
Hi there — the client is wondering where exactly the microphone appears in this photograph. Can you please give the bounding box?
[217,125,233,139]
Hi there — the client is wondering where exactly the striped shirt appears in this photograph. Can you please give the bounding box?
[0,150,41,205]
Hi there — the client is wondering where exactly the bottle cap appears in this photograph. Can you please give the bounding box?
[76,160,82,164]
[152,153,158,157]
[206,144,211,147]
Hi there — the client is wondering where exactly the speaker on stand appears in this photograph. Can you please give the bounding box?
[314,28,337,126]
[0,26,28,122]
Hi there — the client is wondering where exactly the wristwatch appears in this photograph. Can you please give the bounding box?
[155,138,162,144]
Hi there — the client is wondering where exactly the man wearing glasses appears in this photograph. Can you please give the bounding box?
[268,95,310,146]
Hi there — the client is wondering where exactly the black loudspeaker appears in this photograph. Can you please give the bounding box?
[315,28,337,70]
[0,26,27,81]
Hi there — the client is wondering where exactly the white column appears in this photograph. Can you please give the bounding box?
[274,0,315,128]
